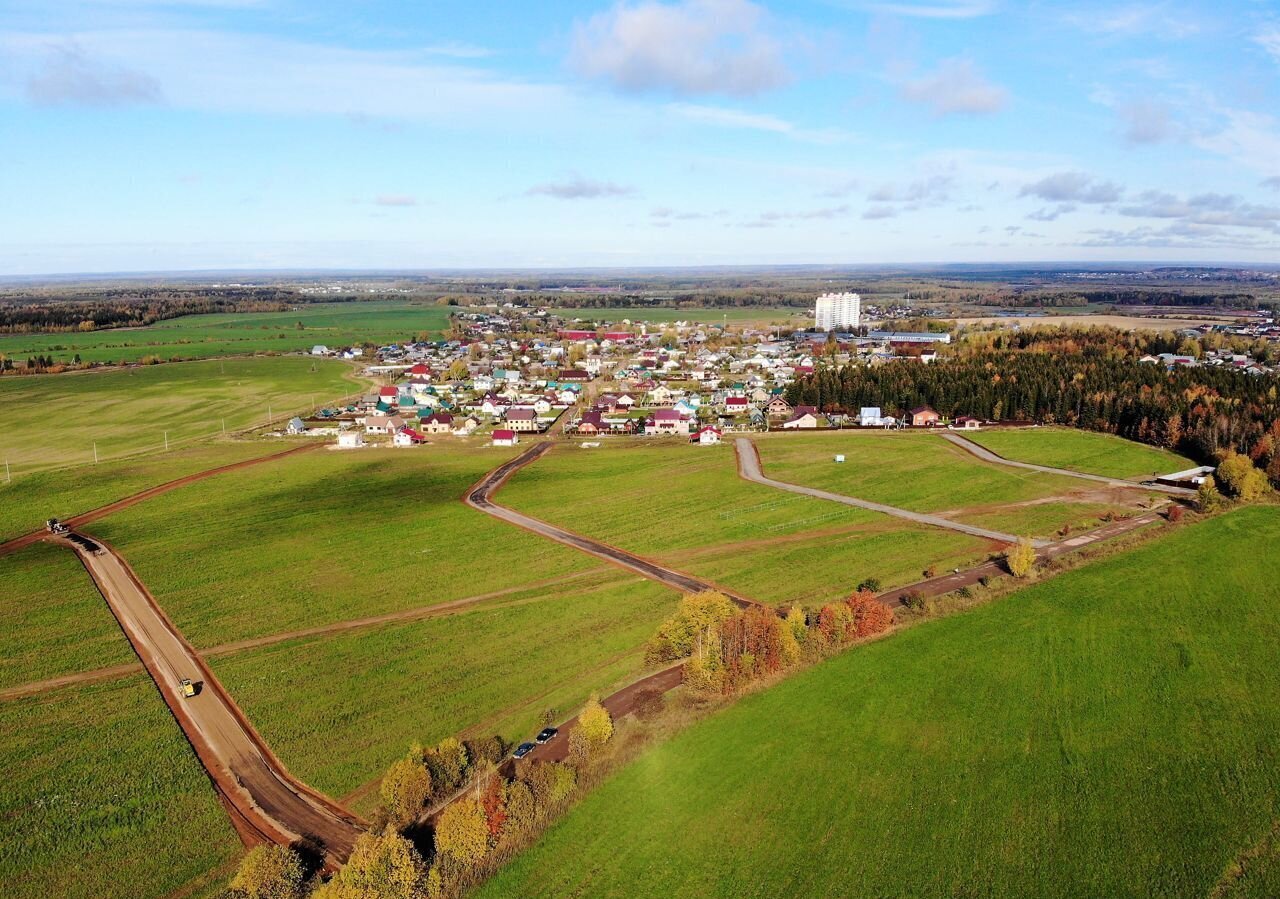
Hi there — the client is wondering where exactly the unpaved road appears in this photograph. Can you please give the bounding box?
[0,443,321,557]
[62,533,364,867]
[464,442,759,607]
[940,433,1196,497]
[734,437,1038,547]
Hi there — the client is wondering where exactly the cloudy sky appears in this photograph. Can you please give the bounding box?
[2,0,1279,274]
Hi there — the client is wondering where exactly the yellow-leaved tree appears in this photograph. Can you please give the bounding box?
[229,844,305,899]
[1006,538,1036,578]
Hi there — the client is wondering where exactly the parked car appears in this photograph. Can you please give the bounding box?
[535,727,558,744]
[513,742,535,759]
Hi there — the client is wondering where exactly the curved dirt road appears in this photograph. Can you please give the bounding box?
[62,533,364,867]
[940,433,1196,496]
[0,443,320,558]
[734,437,1039,547]
[464,442,759,607]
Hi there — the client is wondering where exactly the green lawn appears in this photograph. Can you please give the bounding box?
[0,676,242,899]
[967,427,1196,480]
[753,431,1142,538]
[0,439,287,542]
[480,505,1280,899]
[211,572,675,801]
[0,543,134,692]
[499,441,994,605]
[85,444,598,648]
[0,356,362,473]
[0,301,454,365]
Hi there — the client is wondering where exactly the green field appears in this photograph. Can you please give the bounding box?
[0,543,133,692]
[0,356,362,473]
[752,432,1145,538]
[0,676,242,899]
[212,572,675,802]
[480,506,1280,899]
[0,439,288,542]
[967,427,1195,480]
[0,301,454,365]
[84,444,599,647]
[499,441,993,606]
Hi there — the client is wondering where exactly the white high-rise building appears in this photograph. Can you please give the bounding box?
[814,292,861,330]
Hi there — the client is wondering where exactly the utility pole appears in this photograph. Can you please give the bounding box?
[93,442,98,464]
[221,418,226,435]
[4,459,10,483]
[164,430,169,452]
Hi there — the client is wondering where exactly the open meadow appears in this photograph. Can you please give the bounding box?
[479,505,1280,899]
[0,356,362,473]
[498,441,996,605]
[0,542,133,692]
[0,301,454,365]
[752,431,1149,538]
[0,675,242,899]
[967,427,1195,480]
[212,571,675,803]
[83,444,601,647]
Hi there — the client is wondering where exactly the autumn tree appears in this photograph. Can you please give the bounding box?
[380,754,432,828]
[434,799,489,868]
[1216,453,1268,502]
[1005,538,1036,578]
[1197,476,1223,513]
[229,844,305,899]
[480,777,507,840]
[646,591,736,665]
[425,737,469,793]
[314,827,427,899]
[817,603,854,645]
[503,780,537,834]
[847,589,894,637]
[576,696,613,753]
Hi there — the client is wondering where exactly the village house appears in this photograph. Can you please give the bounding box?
[952,416,982,430]
[420,412,455,435]
[365,415,405,435]
[337,430,365,448]
[393,427,427,447]
[692,426,723,445]
[492,429,519,447]
[766,396,793,418]
[781,406,821,429]
[647,408,693,436]
[909,406,941,427]
[505,408,541,433]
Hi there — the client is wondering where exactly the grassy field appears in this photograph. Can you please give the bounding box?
[752,432,1146,538]
[0,356,362,473]
[0,439,287,542]
[0,676,242,899]
[85,444,599,647]
[0,301,454,365]
[967,427,1195,479]
[479,505,1280,899]
[212,572,676,802]
[0,543,133,692]
[499,441,994,605]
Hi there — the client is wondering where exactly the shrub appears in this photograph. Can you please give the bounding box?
[847,589,894,637]
[923,565,937,578]
[1197,476,1223,513]
[434,799,489,868]
[900,591,926,611]
[956,586,973,599]
[632,688,665,721]
[978,575,991,588]
[229,845,305,899]
[1166,504,1185,523]
[1005,538,1036,578]
[856,577,882,593]
[1216,454,1269,502]
[314,828,427,899]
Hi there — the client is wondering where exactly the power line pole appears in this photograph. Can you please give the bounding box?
[93,442,98,464]
[4,459,10,483]
[164,430,169,452]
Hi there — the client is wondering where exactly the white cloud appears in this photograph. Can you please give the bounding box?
[1064,4,1202,40]
[0,30,565,123]
[24,42,161,106]
[1256,28,1280,64]
[898,57,1007,116]
[527,177,635,199]
[569,0,790,97]
[666,101,850,143]
[858,1,995,17]
[1193,108,1280,178]
[1020,172,1122,204]
[1117,98,1177,144]
[373,195,419,207]
[1119,190,1280,230]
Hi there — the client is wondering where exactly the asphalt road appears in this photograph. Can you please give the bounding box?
[940,433,1197,496]
[62,533,364,867]
[733,437,1038,547]
[464,442,759,607]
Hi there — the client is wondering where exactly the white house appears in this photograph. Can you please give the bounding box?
[365,415,404,435]
[693,426,723,445]
[492,428,519,447]
[286,417,308,435]
[859,406,882,427]
[310,345,330,356]
[337,431,365,448]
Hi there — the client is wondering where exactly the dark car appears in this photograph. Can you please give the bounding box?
[512,742,535,759]
[535,727,558,744]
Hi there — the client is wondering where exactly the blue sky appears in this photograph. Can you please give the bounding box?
[1,0,1279,274]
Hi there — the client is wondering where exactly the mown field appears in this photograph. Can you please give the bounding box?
[0,543,133,692]
[967,427,1195,479]
[213,571,676,803]
[499,441,994,606]
[85,444,599,647]
[480,505,1280,899]
[752,431,1146,538]
[0,676,242,899]
[0,301,454,365]
[0,356,361,473]
[0,439,287,542]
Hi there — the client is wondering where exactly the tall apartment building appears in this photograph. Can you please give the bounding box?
[814,292,861,330]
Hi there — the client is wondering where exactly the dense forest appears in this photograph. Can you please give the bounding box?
[786,351,1280,469]
[0,292,292,333]
[981,289,1261,309]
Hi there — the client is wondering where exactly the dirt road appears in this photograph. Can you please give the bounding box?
[940,433,1196,497]
[0,443,321,557]
[464,442,759,607]
[734,437,1038,547]
[62,533,364,867]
